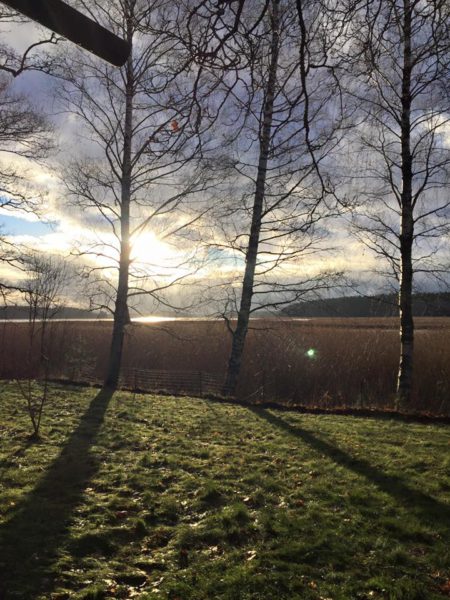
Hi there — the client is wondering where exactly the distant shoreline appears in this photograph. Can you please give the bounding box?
[0,316,310,324]
[1,316,450,332]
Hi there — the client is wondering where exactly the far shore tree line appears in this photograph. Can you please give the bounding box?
[0,0,449,410]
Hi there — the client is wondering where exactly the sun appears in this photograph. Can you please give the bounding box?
[130,232,178,268]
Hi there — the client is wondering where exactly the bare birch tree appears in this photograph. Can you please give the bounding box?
[184,0,345,396]
[59,0,209,389]
[0,78,53,300]
[0,77,52,211]
[0,8,58,297]
[342,0,450,406]
[17,252,69,438]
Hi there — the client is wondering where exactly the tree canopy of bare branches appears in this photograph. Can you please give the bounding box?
[339,0,450,405]
[60,0,215,388]
[173,0,349,396]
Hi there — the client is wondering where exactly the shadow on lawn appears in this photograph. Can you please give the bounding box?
[0,388,113,600]
[250,407,450,525]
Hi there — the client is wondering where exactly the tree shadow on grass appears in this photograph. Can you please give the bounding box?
[249,407,450,526]
[0,388,113,600]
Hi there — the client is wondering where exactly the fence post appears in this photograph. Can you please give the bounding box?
[357,378,366,409]
[132,369,137,401]
[198,371,203,395]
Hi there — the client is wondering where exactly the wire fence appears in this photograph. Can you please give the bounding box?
[120,368,223,396]
[58,366,223,397]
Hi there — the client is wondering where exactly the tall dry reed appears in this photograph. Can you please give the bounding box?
[1,318,449,414]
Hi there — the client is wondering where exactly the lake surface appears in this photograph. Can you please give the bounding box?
[0,315,310,324]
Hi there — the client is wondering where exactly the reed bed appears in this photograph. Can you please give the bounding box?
[1,317,449,414]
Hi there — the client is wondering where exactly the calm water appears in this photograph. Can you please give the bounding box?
[0,316,310,324]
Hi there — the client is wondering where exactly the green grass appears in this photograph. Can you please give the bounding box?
[0,382,449,600]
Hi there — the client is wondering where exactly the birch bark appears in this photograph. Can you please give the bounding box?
[223,0,280,396]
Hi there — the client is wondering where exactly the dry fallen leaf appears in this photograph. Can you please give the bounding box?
[439,580,450,596]
[246,550,257,561]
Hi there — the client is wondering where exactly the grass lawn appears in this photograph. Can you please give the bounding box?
[0,383,449,599]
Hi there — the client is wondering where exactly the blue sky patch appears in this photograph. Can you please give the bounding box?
[0,214,55,237]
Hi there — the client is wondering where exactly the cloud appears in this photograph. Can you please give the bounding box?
[1,10,448,314]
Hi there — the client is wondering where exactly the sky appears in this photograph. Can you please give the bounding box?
[0,2,449,314]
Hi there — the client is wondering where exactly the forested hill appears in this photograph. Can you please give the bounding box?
[0,306,107,320]
[282,293,450,318]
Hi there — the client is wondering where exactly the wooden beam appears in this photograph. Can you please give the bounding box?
[1,0,130,66]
